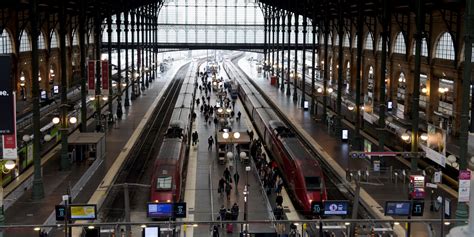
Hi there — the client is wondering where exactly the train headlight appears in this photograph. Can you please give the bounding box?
[154,200,159,203]
[166,199,171,203]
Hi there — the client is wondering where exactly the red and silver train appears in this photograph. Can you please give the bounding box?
[225,62,327,213]
[149,63,198,204]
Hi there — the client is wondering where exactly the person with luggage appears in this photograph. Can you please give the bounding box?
[225,209,234,233]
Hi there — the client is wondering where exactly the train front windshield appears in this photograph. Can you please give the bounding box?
[305,176,322,190]
[157,176,173,190]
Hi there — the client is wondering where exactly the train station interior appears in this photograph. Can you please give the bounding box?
[1,0,474,236]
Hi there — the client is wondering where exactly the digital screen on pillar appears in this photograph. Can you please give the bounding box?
[40,90,47,100]
[69,205,97,220]
[323,201,349,215]
[0,55,14,134]
[53,85,59,94]
[387,101,393,111]
[147,203,173,219]
[384,201,411,216]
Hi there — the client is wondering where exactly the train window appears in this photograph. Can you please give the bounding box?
[305,177,322,190]
[157,176,173,190]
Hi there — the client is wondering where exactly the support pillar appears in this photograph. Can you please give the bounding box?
[322,13,330,123]
[376,0,389,152]
[94,12,103,132]
[301,16,307,108]
[310,17,316,115]
[276,11,280,87]
[293,13,299,102]
[271,10,276,77]
[116,13,123,119]
[124,10,130,107]
[336,6,344,135]
[30,0,45,200]
[354,1,366,150]
[79,0,88,131]
[130,10,136,100]
[263,7,268,70]
[280,11,286,92]
[107,15,114,122]
[286,13,292,96]
[59,1,71,170]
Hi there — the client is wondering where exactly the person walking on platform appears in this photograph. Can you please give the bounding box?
[225,183,232,201]
[223,168,231,183]
[233,171,240,191]
[208,136,214,151]
[218,177,226,196]
[212,225,220,237]
[192,131,199,146]
[237,111,241,121]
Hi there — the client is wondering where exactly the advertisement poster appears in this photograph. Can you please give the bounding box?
[419,124,447,167]
[69,205,97,220]
[2,92,16,159]
[87,60,95,95]
[0,56,13,134]
[101,60,109,95]
[458,170,471,203]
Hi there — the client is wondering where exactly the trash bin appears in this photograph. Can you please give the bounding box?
[270,76,277,85]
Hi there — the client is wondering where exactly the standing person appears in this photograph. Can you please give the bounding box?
[223,168,231,183]
[208,136,214,151]
[225,182,232,201]
[276,193,283,207]
[192,131,199,146]
[237,111,241,121]
[275,175,283,194]
[233,171,240,192]
[231,203,239,220]
[212,225,220,237]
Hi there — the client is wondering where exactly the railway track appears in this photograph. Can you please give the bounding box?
[226,56,374,231]
[101,63,191,221]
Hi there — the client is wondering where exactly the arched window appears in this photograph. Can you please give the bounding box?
[365,33,374,50]
[0,30,13,53]
[412,38,428,57]
[72,31,79,46]
[19,30,31,52]
[435,32,455,60]
[377,35,388,52]
[328,33,332,45]
[354,35,358,48]
[38,31,46,49]
[343,33,350,47]
[393,32,406,54]
[50,31,58,48]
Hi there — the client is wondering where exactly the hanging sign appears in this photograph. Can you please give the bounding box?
[458,170,471,202]
[101,60,109,95]
[87,61,95,95]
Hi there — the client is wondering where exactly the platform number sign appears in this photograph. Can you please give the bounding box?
[55,205,66,221]
[311,201,323,215]
[174,202,186,218]
[411,200,424,217]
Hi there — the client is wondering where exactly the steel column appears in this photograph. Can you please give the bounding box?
[95,12,103,132]
[377,0,389,153]
[276,11,280,87]
[130,10,136,100]
[107,15,114,122]
[293,14,299,102]
[59,1,71,171]
[30,0,45,200]
[301,16,307,108]
[311,19,316,115]
[116,13,123,119]
[286,13,292,96]
[79,0,88,131]
[322,10,329,123]
[124,10,130,107]
[335,5,343,135]
[280,11,286,92]
[354,1,365,150]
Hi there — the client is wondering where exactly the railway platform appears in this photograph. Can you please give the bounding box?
[182,64,274,237]
[237,57,458,237]
[3,60,189,237]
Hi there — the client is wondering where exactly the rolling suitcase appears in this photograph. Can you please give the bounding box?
[226,223,233,233]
